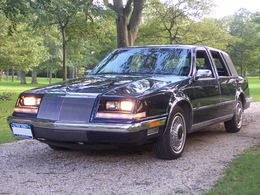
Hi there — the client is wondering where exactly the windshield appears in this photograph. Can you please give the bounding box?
[91,47,191,76]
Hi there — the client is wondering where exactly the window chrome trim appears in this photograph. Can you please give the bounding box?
[193,102,221,111]
[221,99,236,105]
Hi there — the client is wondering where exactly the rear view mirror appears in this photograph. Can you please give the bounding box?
[195,69,212,79]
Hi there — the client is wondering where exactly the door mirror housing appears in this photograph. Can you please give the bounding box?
[195,69,212,79]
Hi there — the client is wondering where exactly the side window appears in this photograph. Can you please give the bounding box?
[210,51,230,76]
[196,50,214,77]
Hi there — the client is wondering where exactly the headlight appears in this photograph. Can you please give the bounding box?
[106,101,119,110]
[105,101,133,111]
[14,95,42,114]
[97,99,145,119]
[120,101,133,111]
[23,97,41,106]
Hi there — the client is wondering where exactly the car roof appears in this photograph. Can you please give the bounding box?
[120,45,197,50]
[119,45,227,55]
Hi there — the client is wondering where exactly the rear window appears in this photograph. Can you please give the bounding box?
[210,51,230,76]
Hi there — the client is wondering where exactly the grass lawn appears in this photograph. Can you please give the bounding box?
[207,146,260,195]
[0,76,62,94]
[247,77,260,102]
[0,76,62,144]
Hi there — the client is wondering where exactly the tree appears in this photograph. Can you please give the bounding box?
[0,13,48,84]
[252,11,260,78]
[30,0,95,81]
[185,18,232,50]
[228,9,260,76]
[137,0,214,45]
[104,0,145,47]
[65,10,117,76]
[15,28,48,84]
[1,0,30,34]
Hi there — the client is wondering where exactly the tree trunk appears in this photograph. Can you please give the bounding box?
[114,0,129,47]
[62,27,67,81]
[72,68,75,79]
[170,33,174,45]
[17,71,21,80]
[47,67,49,80]
[49,66,52,84]
[12,67,14,82]
[31,69,38,84]
[69,67,75,79]
[69,67,72,79]
[6,68,9,81]
[127,0,145,46]
[20,71,27,84]
[75,68,77,78]
[111,0,145,48]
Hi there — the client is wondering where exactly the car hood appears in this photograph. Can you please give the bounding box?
[24,74,186,97]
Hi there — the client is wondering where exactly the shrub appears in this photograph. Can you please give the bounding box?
[0,92,15,103]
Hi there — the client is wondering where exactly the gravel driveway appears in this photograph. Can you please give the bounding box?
[1,102,260,195]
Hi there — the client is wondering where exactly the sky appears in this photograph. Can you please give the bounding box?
[211,0,260,18]
[98,0,260,18]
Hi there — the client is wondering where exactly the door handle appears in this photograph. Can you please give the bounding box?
[215,85,219,91]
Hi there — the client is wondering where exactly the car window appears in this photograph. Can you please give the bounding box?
[210,51,230,76]
[91,48,192,76]
[221,52,239,77]
[195,50,214,77]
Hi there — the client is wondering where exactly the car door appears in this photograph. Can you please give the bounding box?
[209,50,237,117]
[192,48,221,124]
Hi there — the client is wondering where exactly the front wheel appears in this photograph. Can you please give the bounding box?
[224,98,243,133]
[154,106,187,160]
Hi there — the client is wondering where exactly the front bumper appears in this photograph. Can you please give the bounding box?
[7,116,166,148]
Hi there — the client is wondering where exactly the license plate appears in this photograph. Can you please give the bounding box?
[11,123,33,139]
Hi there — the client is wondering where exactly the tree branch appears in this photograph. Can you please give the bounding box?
[103,0,115,11]
[124,0,133,17]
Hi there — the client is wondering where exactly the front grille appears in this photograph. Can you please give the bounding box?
[37,96,96,123]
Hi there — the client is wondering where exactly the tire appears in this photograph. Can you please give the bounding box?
[154,106,187,160]
[224,98,243,133]
[48,144,68,151]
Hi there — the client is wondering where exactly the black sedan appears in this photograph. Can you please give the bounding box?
[8,45,252,160]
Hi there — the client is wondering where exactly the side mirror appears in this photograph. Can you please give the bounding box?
[84,70,92,76]
[195,69,212,79]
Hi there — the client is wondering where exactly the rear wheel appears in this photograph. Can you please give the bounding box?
[155,106,187,160]
[224,98,243,133]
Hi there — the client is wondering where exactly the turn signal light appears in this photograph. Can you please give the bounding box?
[14,107,38,114]
[96,112,146,119]
[149,121,161,127]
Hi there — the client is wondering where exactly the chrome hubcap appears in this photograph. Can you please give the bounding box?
[236,100,243,129]
[170,114,186,153]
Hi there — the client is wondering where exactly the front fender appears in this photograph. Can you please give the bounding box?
[160,93,193,138]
